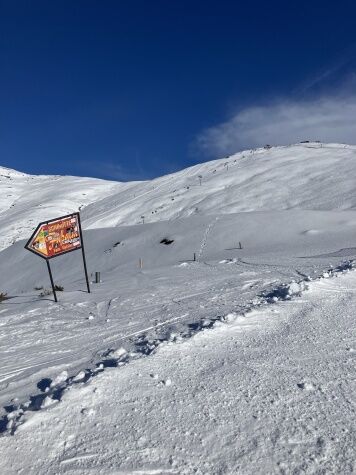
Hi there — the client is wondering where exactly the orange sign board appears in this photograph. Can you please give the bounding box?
[25,213,82,259]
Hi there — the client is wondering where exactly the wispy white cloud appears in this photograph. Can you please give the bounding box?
[296,44,356,94]
[71,160,148,181]
[195,93,356,157]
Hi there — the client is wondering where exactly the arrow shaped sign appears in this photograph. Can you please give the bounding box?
[25,213,82,259]
[24,212,90,302]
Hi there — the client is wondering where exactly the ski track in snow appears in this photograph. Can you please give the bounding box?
[1,211,356,427]
[197,217,219,261]
[0,265,355,474]
[0,259,353,437]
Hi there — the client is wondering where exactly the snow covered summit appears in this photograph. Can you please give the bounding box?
[82,142,356,229]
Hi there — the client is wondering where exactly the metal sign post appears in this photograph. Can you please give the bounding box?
[77,212,90,294]
[25,212,90,302]
[46,260,58,303]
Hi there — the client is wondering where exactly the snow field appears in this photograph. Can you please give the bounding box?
[1,270,355,474]
[1,209,356,419]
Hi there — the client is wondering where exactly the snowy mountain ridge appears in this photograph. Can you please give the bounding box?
[82,142,356,229]
[1,142,356,251]
[0,167,130,250]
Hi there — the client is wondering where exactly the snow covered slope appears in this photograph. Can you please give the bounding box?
[1,208,356,418]
[1,144,356,473]
[2,142,356,250]
[0,166,131,250]
[2,270,355,474]
[82,143,356,229]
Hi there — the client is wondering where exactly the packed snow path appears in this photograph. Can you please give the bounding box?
[1,271,355,474]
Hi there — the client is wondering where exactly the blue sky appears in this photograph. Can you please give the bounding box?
[1,1,356,181]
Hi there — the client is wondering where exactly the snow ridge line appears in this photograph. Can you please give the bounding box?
[0,259,354,436]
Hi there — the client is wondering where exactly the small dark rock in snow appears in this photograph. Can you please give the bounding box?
[160,238,174,245]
